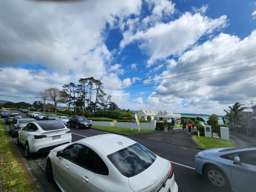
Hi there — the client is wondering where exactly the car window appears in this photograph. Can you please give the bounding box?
[108,143,156,177]
[62,144,108,175]
[77,146,109,175]
[239,150,256,166]
[22,123,37,132]
[36,120,65,131]
[62,144,82,163]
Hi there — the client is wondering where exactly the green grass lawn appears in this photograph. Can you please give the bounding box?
[0,120,36,192]
[192,135,234,149]
[92,125,154,136]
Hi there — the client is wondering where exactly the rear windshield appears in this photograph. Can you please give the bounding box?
[77,116,88,122]
[108,143,156,177]
[37,120,65,131]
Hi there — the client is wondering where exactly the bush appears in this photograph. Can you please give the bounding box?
[156,122,173,131]
[207,114,220,136]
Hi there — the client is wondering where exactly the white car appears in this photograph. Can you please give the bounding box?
[18,120,72,157]
[46,134,178,192]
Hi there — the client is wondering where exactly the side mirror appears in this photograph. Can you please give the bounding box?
[56,151,63,158]
[233,155,241,165]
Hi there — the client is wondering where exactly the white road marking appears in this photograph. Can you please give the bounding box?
[72,132,87,138]
[71,131,196,171]
[170,161,195,170]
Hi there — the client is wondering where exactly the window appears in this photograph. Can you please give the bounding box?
[77,146,109,175]
[108,143,156,177]
[239,150,256,166]
[37,120,65,131]
[23,123,37,132]
[62,144,109,175]
[62,144,82,163]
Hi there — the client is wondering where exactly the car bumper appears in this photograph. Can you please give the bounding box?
[159,176,178,192]
[194,156,204,175]
[30,134,72,153]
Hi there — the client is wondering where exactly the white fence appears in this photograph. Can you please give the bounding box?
[92,121,156,130]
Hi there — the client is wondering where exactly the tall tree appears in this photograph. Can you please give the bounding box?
[63,82,77,110]
[224,102,247,130]
[40,91,48,112]
[45,88,61,112]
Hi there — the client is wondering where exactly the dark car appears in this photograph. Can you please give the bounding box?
[67,116,92,129]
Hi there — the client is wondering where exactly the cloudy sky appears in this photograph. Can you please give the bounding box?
[1,0,256,114]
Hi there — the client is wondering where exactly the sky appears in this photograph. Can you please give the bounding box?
[0,0,256,115]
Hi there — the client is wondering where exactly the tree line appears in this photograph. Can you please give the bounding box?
[40,77,118,113]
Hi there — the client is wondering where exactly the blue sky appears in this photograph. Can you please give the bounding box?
[0,0,256,114]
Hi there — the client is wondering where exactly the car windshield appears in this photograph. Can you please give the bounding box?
[36,120,65,131]
[108,143,156,177]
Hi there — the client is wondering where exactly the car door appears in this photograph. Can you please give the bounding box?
[19,124,31,145]
[54,144,108,192]
[75,145,109,192]
[230,150,256,192]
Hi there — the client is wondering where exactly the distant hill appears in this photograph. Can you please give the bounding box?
[0,100,10,104]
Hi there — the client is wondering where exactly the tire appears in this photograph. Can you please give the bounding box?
[24,143,30,158]
[204,165,230,190]
[46,159,54,182]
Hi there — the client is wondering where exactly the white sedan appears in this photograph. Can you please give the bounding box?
[46,134,178,192]
[18,120,72,157]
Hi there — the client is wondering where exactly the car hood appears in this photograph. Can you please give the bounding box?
[128,156,170,192]
[197,147,231,157]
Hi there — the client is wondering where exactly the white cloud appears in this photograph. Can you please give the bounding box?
[0,0,142,107]
[121,12,227,66]
[252,10,256,20]
[131,63,138,70]
[150,30,256,113]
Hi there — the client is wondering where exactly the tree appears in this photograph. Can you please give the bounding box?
[45,88,62,112]
[207,114,220,136]
[224,102,247,131]
[40,91,48,112]
[63,82,77,110]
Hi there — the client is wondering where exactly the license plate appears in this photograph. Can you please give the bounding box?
[52,135,61,140]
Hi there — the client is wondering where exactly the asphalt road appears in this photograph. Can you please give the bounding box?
[7,119,228,192]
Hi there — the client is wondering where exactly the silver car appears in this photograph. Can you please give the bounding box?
[195,147,256,192]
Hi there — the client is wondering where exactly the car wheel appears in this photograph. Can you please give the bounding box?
[24,143,30,158]
[46,159,54,182]
[205,165,229,190]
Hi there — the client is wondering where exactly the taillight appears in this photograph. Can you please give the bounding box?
[168,163,174,178]
[34,135,47,139]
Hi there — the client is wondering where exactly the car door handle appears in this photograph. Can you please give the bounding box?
[82,175,89,183]
[64,164,69,169]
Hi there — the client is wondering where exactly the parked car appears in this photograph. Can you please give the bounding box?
[195,147,256,192]
[35,114,47,120]
[31,112,41,119]
[46,134,178,192]
[0,110,9,118]
[9,118,35,137]
[5,113,21,125]
[67,116,92,129]
[18,120,72,158]
[58,116,70,125]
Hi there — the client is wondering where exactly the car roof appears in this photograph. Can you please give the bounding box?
[77,134,136,156]
[222,147,256,154]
